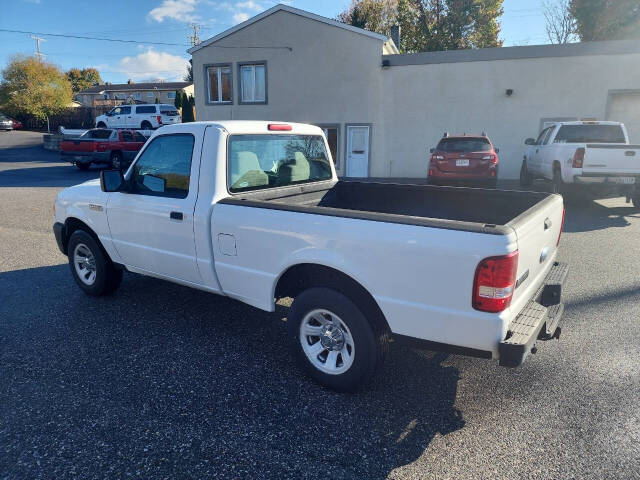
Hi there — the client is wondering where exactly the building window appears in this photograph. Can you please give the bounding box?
[135,92,141,100]
[167,91,176,99]
[239,63,266,104]
[206,64,232,104]
[318,125,340,170]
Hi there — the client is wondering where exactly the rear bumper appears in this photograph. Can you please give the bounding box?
[573,175,637,185]
[60,151,109,164]
[429,167,498,182]
[499,261,569,367]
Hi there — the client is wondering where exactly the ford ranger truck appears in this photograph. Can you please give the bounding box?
[53,121,568,392]
[520,121,640,206]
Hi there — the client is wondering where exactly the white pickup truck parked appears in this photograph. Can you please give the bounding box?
[54,121,568,391]
[520,121,640,206]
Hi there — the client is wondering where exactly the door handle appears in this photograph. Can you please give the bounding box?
[170,211,183,220]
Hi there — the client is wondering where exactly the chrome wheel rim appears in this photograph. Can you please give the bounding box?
[112,156,121,169]
[300,309,355,375]
[73,243,97,286]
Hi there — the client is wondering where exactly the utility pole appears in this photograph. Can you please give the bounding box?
[189,24,200,47]
[30,34,46,61]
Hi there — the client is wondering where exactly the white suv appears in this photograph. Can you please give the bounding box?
[95,104,181,130]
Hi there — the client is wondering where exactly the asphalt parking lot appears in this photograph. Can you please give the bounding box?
[1,130,639,480]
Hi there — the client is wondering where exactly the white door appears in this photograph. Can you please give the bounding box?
[608,93,640,143]
[346,126,370,177]
[106,133,203,284]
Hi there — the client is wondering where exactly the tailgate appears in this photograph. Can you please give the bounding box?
[582,144,640,175]
[61,139,95,153]
[507,194,564,307]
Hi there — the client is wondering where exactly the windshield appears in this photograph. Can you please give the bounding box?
[436,137,492,153]
[554,125,626,143]
[228,134,332,193]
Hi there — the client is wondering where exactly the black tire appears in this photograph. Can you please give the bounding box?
[141,121,152,130]
[519,161,532,187]
[76,163,90,170]
[632,191,640,209]
[67,230,122,296]
[96,122,107,129]
[485,178,498,189]
[287,287,387,392]
[110,151,124,170]
[552,167,564,194]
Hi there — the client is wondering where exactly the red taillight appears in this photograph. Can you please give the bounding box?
[472,251,519,313]
[557,208,565,246]
[483,154,498,164]
[572,148,585,168]
[268,123,292,131]
[157,115,162,125]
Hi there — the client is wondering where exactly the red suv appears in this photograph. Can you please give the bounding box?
[428,134,499,188]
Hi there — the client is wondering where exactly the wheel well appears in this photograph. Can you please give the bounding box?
[275,263,391,335]
[63,218,102,256]
[553,160,561,172]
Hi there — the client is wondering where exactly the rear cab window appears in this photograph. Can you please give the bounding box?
[84,129,113,139]
[227,134,333,193]
[160,106,180,116]
[554,124,626,143]
[436,137,492,153]
[135,106,157,114]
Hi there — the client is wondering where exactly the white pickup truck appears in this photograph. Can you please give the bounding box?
[53,121,568,391]
[520,121,640,206]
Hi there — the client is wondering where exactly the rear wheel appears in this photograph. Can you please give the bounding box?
[96,122,107,129]
[76,163,90,171]
[552,167,564,194]
[141,121,152,130]
[519,161,533,187]
[485,178,498,189]
[287,287,387,392]
[68,230,122,296]
[632,188,640,209]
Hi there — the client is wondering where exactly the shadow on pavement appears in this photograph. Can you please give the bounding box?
[0,264,464,479]
[0,165,100,188]
[563,197,640,233]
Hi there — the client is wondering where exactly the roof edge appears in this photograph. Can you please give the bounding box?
[383,39,640,66]
[188,4,387,54]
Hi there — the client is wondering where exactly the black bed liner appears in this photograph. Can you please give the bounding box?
[219,180,556,236]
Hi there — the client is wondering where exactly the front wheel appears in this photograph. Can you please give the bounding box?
[520,161,532,186]
[110,151,124,170]
[141,121,152,130]
[96,122,107,129]
[68,230,122,296]
[287,287,386,392]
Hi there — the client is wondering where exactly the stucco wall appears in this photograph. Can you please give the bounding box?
[192,10,386,176]
[382,53,640,179]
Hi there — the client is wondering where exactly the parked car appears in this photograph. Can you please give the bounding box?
[0,113,13,131]
[428,133,500,188]
[53,121,568,392]
[60,128,147,170]
[95,104,181,130]
[520,121,640,206]
[10,117,23,129]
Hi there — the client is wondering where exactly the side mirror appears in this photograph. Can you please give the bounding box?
[429,147,435,153]
[524,138,536,146]
[494,147,500,154]
[100,169,125,192]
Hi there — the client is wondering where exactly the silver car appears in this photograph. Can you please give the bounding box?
[0,113,13,130]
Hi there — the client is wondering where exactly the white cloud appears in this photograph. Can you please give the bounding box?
[232,12,250,23]
[236,1,262,12]
[117,49,189,81]
[148,0,198,22]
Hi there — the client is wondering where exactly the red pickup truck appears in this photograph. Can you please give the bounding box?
[60,129,147,170]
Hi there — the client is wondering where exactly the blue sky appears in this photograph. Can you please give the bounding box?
[0,0,550,84]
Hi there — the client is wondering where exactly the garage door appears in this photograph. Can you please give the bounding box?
[608,92,640,143]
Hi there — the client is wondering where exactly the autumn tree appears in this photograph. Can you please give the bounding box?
[0,55,72,131]
[543,0,577,44]
[337,0,504,53]
[66,67,102,93]
[570,0,640,41]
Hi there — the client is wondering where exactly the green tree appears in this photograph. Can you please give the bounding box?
[0,55,72,131]
[338,0,504,53]
[570,0,640,41]
[65,67,102,93]
[174,90,183,109]
[181,95,195,122]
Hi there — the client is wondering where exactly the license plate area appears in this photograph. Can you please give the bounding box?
[456,159,470,167]
[618,177,636,184]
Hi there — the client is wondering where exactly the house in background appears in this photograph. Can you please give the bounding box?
[76,81,194,108]
[188,4,640,179]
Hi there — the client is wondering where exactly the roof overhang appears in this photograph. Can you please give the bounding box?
[188,4,388,55]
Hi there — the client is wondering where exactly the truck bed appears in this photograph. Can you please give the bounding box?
[220,181,555,235]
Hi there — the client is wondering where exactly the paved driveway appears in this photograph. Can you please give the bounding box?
[1,130,639,479]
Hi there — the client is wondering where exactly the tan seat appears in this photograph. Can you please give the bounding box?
[288,151,311,182]
[231,151,269,189]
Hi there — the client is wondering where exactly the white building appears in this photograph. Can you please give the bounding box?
[189,4,640,179]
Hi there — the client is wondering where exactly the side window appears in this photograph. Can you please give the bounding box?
[121,131,133,142]
[132,134,194,199]
[207,65,233,103]
[120,106,131,115]
[320,126,339,169]
[535,127,550,145]
[134,132,147,142]
[542,128,555,145]
[113,107,122,115]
